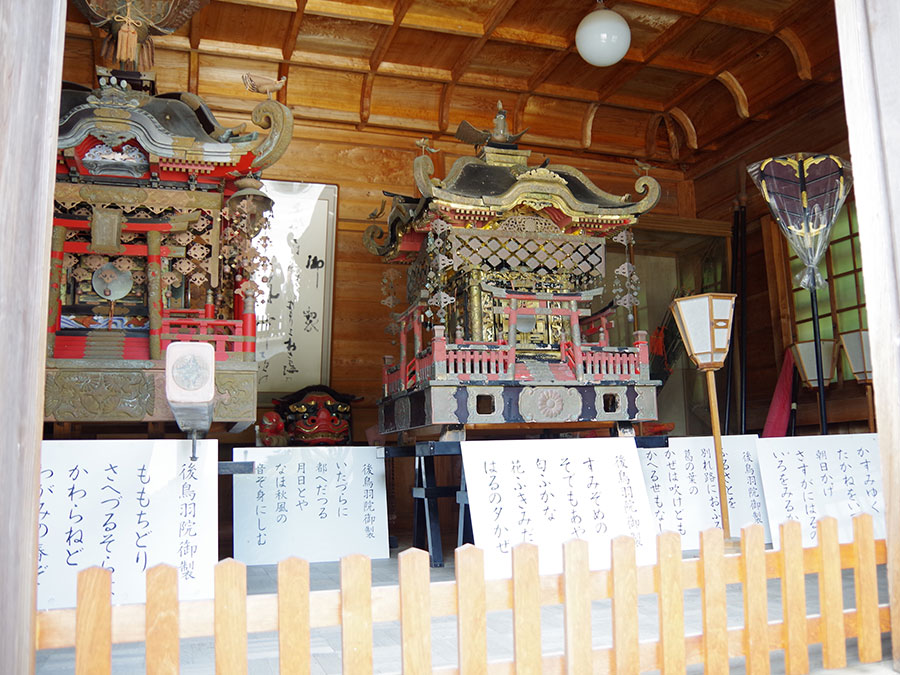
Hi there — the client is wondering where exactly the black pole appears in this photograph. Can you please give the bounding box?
[809,286,829,434]
[723,202,739,435]
[739,198,747,434]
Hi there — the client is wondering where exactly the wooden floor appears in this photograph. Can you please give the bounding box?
[35,539,893,675]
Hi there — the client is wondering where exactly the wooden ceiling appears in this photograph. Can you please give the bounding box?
[62,0,843,176]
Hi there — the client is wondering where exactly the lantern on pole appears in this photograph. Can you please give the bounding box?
[790,339,836,388]
[670,292,737,536]
[748,153,853,435]
[840,329,875,431]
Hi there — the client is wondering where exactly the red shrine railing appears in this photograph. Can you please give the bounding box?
[160,307,256,361]
[382,326,650,396]
[380,287,653,397]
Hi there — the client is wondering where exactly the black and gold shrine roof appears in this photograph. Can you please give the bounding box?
[365,144,661,263]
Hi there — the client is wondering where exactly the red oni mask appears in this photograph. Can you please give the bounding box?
[274,385,356,445]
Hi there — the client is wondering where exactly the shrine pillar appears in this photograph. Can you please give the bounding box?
[835,0,900,664]
[467,269,483,341]
[47,225,66,357]
[0,2,66,672]
[147,231,163,359]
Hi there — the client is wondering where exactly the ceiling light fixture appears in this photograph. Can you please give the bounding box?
[575,1,632,67]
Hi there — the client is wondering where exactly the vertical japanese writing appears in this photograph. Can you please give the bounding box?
[560,457,584,538]
[535,458,556,523]
[584,457,608,535]
[665,447,686,535]
[858,445,879,512]
[795,449,817,541]
[700,446,721,527]
[135,464,151,573]
[837,447,862,517]
[255,462,267,546]
[66,465,88,567]
[274,463,288,525]
[743,449,764,525]
[511,459,533,541]
[38,469,54,580]
[774,451,796,522]
[362,463,376,539]
[485,460,508,553]
[616,453,642,547]
[644,449,665,526]
[101,464,121,584]
[296,462,308,511]
[178,461,198,580]
[316,462,329,519]
[334,461,349,518]
[721,450,736,509]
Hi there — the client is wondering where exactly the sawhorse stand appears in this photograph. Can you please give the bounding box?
[383,440,470,567]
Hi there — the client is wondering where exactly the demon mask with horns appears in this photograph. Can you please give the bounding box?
[262,385,359,446]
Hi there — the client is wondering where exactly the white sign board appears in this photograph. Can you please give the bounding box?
[461,437,659,579]
[255,182,337,393]
[638,435,771,548]
[232,446,389,564]
[756,433,885,548]
[38,440,217,610]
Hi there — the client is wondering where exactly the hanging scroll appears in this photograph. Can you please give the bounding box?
[37,440,217,610]
[232,446,389,564]
[461,437,658,579]
[255,182,337,393]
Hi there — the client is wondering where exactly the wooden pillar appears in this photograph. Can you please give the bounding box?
[0,2,66,673]
[47,225,66,357]
[147,230,163,359]
[834,1,900,666]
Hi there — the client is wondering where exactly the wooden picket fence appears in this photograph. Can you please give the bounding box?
[36,515,888,674]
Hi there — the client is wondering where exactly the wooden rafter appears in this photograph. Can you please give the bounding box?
[282,0,308,61]
[716,71,749,119]
[449,0,518,82]
[776,27,812,80]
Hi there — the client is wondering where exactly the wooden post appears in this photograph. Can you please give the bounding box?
[0,2,66,673]
[47,225,66,357]
[705,369,731,537]
[834,1,900,665]
[147,230,163,359]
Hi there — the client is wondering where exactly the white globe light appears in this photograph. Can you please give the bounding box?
[575,7,631,67]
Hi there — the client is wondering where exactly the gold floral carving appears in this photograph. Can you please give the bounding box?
[44,371,155,421]
[55,183,222,212]
[214,372,257,420]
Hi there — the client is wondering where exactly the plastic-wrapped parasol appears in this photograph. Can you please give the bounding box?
[747,153,853,433]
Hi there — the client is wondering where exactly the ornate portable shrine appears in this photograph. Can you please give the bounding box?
[365,128,663,435]
[45,68,293,427]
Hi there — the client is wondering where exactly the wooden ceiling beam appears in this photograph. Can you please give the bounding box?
[189,6,207,50]
[368,0,414,72]
[686,79,845,180]
[304,0,393,24]
[664,0,823,115]
[216,0,297,10]
[281,0,308,61]
[449,0,518,82]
